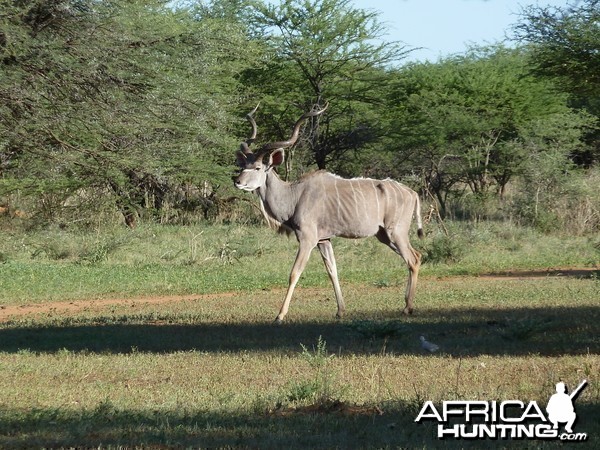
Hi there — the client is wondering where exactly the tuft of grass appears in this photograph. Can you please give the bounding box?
[285,379,323,403]
[300,335,331,369]
[77,233,135,265]
[279,336,342,408]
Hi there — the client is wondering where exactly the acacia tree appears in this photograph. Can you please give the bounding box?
[0,0,257,226]
[247,0,411,173]
[512,0,600,164]
[386,46,587,217]
[513,110,596,230]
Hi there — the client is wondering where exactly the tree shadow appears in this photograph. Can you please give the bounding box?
[0,305,598,356]
[480,268,599,279]
[0,401,598,448]
[0,400,442,449]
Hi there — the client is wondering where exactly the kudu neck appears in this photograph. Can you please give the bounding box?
[257,170,298,224]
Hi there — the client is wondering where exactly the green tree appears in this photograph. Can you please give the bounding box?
[386,46,586,217]
[0,0,257,226]
[513,111,597,232]
[512,0,600,164]
[246,0,410,173]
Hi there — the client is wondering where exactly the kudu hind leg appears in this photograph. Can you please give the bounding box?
[397,240,421,315]
[377,228,421,315]
[318,240,345,319]
[275,241,313,323]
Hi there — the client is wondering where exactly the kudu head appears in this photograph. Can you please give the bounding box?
[234,103,328,192]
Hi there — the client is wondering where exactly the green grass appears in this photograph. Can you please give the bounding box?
[1,221,598,304]
[0,280,598,447]
[0,222,598,447]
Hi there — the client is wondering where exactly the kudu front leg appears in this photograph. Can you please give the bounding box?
[275,241,313,324]
[317,240,345,319]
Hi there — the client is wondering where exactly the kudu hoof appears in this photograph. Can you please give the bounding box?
[274,317,284,325]
[402,307,414,315]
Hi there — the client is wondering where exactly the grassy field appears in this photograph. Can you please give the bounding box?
[0,222,598,448]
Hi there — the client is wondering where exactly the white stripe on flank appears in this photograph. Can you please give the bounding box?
[390,181,398,220]
[371,180,380,219]
[334,178,341,220]
[349,182,360,218]
[321,176,326,212]
[358,181,368,219]
[392,182,403,219]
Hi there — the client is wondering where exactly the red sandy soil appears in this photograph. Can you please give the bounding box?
[0,292,236,323]
[1,268,596,323]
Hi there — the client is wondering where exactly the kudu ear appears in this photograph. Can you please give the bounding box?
[236,150,248,167]
[268,149,285,168]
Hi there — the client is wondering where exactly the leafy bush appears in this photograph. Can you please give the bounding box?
[510,167,600,235]
[422,232,467,264]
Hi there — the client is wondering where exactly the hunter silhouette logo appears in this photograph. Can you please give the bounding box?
[415,379,589,441]
[546,380,587,434]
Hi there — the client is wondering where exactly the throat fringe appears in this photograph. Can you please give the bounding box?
[258,197,293,236]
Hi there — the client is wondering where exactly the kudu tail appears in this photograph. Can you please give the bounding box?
[415,193,424,239]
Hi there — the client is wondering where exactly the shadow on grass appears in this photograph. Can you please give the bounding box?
[1,401,598,449]
[2,402,419,449]
[0,305,598,356]
[0,402,600,448]
[480,268,600,279]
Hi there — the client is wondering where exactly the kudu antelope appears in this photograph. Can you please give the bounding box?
[234,104,423,323]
